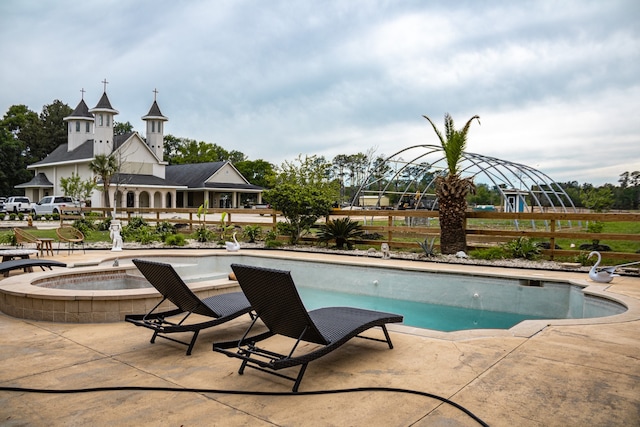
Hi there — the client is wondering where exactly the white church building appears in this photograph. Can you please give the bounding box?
[17,87,263,210]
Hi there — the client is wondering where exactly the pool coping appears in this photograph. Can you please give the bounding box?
[0,249,639,338]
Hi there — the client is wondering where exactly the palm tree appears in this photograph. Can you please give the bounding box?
[88,154,118,212]
[423,113,480,254]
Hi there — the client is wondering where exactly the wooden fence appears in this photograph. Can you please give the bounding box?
[62,207,640,261]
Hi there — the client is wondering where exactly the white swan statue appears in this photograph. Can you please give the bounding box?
[225,232,240,252]
[588,251,619,283]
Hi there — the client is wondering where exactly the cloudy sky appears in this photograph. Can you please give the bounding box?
[1,0,638,186]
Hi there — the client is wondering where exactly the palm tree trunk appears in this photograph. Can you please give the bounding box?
[437,175,473,254]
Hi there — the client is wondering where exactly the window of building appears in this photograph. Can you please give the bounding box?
[75,121,80,132]
[99,114,103,126]
[151,121,155,133]
[86,122,91,132]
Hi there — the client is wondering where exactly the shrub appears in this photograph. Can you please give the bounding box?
[264,229,282,248]
[0,232,15,245]
[243,225,262,243]
[156,221,176,242]
[164,233,186,246]
[97,217,112,231]
[72,218,96,236]
[127,217,148,229]
[122,217,158,243]
[502,237,540,260]
[418,237,437,257]
[316,217,364,249]
[194,226,213,243]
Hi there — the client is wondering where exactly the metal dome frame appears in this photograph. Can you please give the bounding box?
[352,144,577,229]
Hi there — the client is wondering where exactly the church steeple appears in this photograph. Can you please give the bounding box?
[141,88,168,160]
[88,79,119,156]
[63,88,95,151]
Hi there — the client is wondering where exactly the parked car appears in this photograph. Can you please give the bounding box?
[0,197,5,212]
[31,196,81,216]
[5,196,33,213]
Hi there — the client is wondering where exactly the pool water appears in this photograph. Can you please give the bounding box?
[298,286,548,331]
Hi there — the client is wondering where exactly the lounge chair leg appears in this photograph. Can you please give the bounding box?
[292,363,308,393]
[185,331,199,356]
[150,330,160,344]
[381,325,394,349]
[239,358,249,375]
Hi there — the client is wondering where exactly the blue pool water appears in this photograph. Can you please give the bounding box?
[298,286,548,331]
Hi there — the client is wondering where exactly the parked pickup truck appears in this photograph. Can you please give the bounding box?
[4,196,33,213]
[31,196,81,216]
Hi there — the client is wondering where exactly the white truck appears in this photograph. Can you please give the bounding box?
[4,196,33,214]
[31,196,81,216]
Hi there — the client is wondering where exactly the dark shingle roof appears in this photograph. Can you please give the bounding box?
[67,99,94,120]
[93,92,115,110]
[165,162,226,188]
[28,132,136,168]
[142,101,167,120]
[108,173,185,188]
[28,141,94,167]
[15,173,53,188]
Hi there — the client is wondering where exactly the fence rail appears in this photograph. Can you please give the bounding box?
[61,207,640,261]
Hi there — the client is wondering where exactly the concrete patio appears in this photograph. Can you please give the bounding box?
[0,249,639,426]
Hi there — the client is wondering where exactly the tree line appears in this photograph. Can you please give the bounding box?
[1,100,638,212]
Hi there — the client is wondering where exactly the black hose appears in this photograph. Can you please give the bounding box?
[0,385,489,426]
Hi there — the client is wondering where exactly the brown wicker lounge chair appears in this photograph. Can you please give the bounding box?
[56,226,85,255]
[125,259,254,355]
[213,264,403,392]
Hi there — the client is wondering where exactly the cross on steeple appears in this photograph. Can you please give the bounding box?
[153,88,158,101]
[80,88,85,100]
[101,78,109,92]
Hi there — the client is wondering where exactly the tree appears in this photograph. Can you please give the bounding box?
[88,154,118,211]
[581,187,614,212]
[114,121,134,136]
[234,159,276,189]
[163,134,182,163]
[60,172,97,206]
[0,105,38,192]
[38,100,72,161]
[0,127,30,195]
[423,113,480,254]
[169,139,247,165]
[263,155,339,244]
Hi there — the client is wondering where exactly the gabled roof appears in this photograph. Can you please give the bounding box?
[28,141,94,167]
[109,173,185,188]
[165,162,263,191]
[27,132,136,168]
[15,173,53,188]
[165,162,226,188]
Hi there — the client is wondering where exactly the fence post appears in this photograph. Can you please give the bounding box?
[549,220,556,260]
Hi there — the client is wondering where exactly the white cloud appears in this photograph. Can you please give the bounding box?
[0,0,638,186]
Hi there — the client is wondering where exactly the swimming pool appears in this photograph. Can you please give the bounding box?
[1,251,629,332]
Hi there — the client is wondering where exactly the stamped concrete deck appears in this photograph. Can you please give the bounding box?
[0,249,639,426]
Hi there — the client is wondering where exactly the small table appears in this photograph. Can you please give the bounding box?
[0,249,39,277]
[39,238,54,257]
